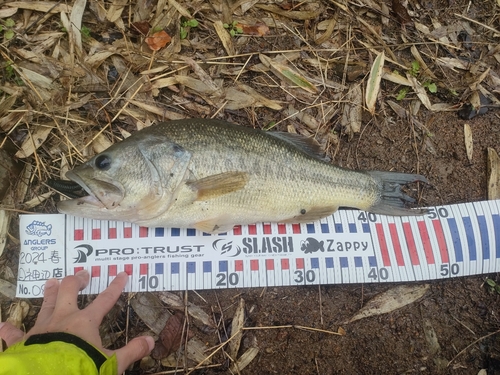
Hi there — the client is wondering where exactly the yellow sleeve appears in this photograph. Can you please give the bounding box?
[0,332,117,375]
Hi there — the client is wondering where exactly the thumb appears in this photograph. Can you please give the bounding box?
[114,335,154,374]
[0,322,25,347]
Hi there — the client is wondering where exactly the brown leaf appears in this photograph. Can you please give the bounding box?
[145,30,171,51]
[131,21,150,36]
[392,0,412,26]
[235,23,270,36]
[151,311,190,359]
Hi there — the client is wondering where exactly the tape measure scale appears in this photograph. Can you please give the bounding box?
[16,200,500,297]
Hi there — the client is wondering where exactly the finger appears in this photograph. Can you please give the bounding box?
[0,322,25,347]
[113,336,154,374]
[35,278,60,324]
[54,270,90,314]
[85,272,128,322]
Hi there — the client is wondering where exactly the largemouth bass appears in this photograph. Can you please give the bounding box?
[57,119,428,233]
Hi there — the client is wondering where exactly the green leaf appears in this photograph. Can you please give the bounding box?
[411,60,420,75]
[281,68,317,93]
[186,19,198,27]
[426,82,437,93]
[486,278,496,287]
[180,28,187,39]
[396,87,409,101]
[223,23,229,28]
[5,18,15,28]
[230,29,235,37]
[4,29,14,40]
[365,51,385,114]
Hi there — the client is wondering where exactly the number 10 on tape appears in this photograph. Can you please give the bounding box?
[16,200,500,297]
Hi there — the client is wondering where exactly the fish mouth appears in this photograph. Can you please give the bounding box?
[63,170,124,209]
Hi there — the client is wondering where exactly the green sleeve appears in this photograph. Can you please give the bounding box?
[0,332,117,375]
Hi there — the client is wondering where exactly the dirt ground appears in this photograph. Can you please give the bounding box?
[1,0,500,374]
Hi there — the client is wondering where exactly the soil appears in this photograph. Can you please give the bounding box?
[1,0,500,374]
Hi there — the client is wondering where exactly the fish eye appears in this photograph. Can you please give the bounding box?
[95,155,111,170]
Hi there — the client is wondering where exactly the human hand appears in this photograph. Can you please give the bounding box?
[0,270,154,374]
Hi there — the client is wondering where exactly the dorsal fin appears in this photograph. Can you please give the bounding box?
[268,132,329,161]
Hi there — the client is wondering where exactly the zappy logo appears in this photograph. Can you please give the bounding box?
[25,221,52,237]
[300,238,325,254]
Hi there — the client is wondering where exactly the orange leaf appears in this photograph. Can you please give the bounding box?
[145,30,171,51]
[235,23,270,36]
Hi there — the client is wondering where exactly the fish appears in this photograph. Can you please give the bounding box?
[56,118,428,233]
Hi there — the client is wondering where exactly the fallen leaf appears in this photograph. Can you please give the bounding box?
[15,125,53,158]
[235,23,270,36]
[392,0,412,25]
[151,311,187,359]
[228,298,245,359]
[487,148,500,200]
[145,30,171,51]
[365,51,385,115]
[347,284,429,323]
[341,84,363,138]
[464,123,473,162]
[131,20,150,36]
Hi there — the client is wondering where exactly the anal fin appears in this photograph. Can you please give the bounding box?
[194,216,236,234]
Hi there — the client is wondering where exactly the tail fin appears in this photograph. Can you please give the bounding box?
[367,171,429,216]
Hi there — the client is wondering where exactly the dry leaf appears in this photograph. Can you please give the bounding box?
[487,148,500,200]
[131,21,150,36]
[341,84,363,138]
[230,347,259,372]
[130,293,172,334]
[145,30,171,51]
[236,23,270,36]
[365,51,385,115]
[347,284,429,323]
[151,311,187,359]
[15,125,53,158]
[464,123,473,162]
[228,298,245,359]
[407,75,432,110]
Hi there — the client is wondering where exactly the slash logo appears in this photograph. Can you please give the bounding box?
[212,239,238,255]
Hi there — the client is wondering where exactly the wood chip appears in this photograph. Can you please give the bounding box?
[227,298,245,360]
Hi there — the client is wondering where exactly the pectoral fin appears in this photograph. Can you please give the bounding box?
[282,206,338,223]
[188,172,248,200]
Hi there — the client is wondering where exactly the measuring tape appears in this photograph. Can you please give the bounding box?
[16,199,500,298]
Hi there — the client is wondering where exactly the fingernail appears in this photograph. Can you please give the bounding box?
[75,269,89,277]
[44,278,58,289]
[117,271,129,277]
[145,336,155,352]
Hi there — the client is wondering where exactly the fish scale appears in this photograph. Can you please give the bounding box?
[16,199,500,297]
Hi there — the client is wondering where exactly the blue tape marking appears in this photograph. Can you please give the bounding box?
[171,228,180,236]
[187,262,196,273]
[493,214,500,258]
[155,263,164,275]
[462,217,476,261]
[348,223,357,233]
[447,218,463,262]
[326,257,334,268]
[335,223,343,233]
[354,257,362,267]
[203,232,211,236]
[311,258,319,269]
[477,216,490,260]
[362,223,370,233]
[203,261,212,272]
[219,260,228,272]
[171,263,179,274]
[368,256,377,267]
[187,228,196,236]
[340,257,348,268]
[307,224,315,233]
[321,223,329,233]
[155,228,164,237]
